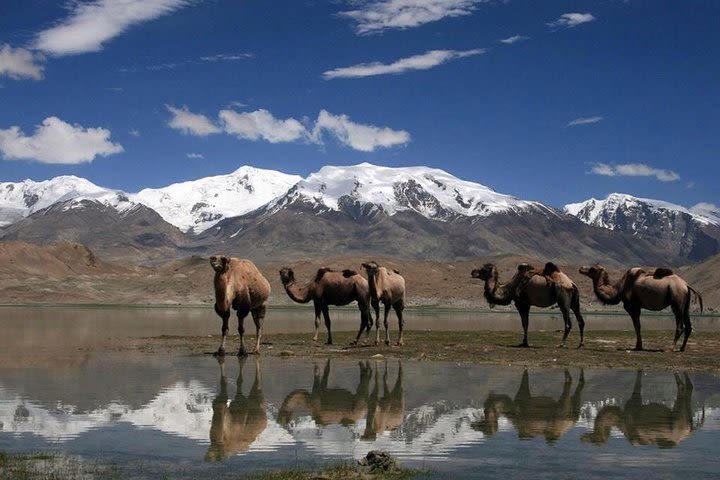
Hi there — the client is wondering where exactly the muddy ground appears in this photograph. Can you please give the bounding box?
[116,330,720,374]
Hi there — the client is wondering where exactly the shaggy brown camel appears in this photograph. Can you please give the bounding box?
[211,255,271,356]
[472,369,585,443]
[582,371,700,448]
[279,267,372,345]
[361,261,406,346]
[206,356,267,461]
[362,361,405,441]
[579,264,703,351]
[277,360,371,427]
[471,262,585,348]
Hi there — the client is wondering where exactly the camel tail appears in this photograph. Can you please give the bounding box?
[688,285,703,314]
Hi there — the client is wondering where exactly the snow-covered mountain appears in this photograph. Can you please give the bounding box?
[267,163,552,220]
[564,193,720,229]
[0,176,133,227]
[134,166,302,233]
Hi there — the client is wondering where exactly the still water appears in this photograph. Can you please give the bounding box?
[1,307,719,479]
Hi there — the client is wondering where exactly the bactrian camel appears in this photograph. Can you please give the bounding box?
[362,261,406,346]
[206,356,267,461]
[471,262,585,348]
[579,265,703,351]
[210,255,270,356]
[582,371,700,448]
[473,369,585,443]
[279,267,373,345]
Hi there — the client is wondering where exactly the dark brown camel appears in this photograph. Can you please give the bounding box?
[211,255,271,356]
[582,371,700,448]
[361,261,406,346]
[471,262,585,348]
[279,267,373,345]
[206,356,267,461]
[473,369,585,443]
[579,264,703,351]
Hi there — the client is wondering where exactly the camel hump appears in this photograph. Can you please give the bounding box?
[342,269,358,278]
[315,267,334,282]
[653,267,674,279]
[542,262,560,275]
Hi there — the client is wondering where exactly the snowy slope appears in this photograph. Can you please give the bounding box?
[268,163,550,220]
[565,193,720,229]
[134,166,301,233]
[0,176,133,227]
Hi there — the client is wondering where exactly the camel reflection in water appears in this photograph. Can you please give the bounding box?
[278,359,404,439]
[206,356,267,462]
[473,369,585,443]
[582,371,701,448]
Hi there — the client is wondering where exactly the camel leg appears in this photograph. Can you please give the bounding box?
[322,305,333,345]
[383,303,391,346]
[625,303,643,351]
[671,302,684,349]
[313,301,321,343]
[394,299,405,347]
[214,303,231,356]
[250,304,266,355]
[571,288,585,348]
[374,303,382,345]
[352,305,370,346]
[678,293,693,352]
[515,302,530,348]
[236,304,250,356]
[557,296,572,349]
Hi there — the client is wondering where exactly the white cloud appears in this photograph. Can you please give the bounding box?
[129,128,140,137]
[567,116,604,127]
[34,0,193,56]
[323,48,485,79]
[200,53,253,62]
[499,35,529,44]
[547,12,596,29]
[219,109,308,143]
[312,110,410,152]
[590,163,680,182]
[0,117,123,164]
[186,152,204,159]
[166,105,221,136]
[0,44,45,80]
[339,0,487,35]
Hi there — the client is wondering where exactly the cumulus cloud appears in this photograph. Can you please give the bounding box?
[339,0,487,35]
[567,116,604,127]
[0,44,45,80]
[322,48,485,79]
[590,163,680,182]
[499,35,529,44]
[0,117,123,164]
[312,110,410,152]
[166,105,221,136]
[547,12,595,29]
[34,0,193,56]
[219,109,308,143]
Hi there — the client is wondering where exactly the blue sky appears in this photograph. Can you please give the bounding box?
[0,0,718,209]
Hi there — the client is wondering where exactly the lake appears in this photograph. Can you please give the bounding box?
[1,307,719,479]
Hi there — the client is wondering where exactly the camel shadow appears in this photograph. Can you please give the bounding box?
[615,347,665,353]
[472,369,585,443]
[582,371,702,448]
[205,356,267,461]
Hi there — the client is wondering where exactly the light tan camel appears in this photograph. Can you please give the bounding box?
[361,261,406,346]
[471,262,585,348]
[579,264,703,351]
[279,267,372,345]
[206,356,267,461]
[582,371,700,448]
[210,255,270,356]
[472,369,585,443]
[362,361,405,441]
[277,360,371,427]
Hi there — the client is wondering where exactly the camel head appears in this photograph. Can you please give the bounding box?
[362,261,380,276]
[278,267,295,286]
[471,263,496,281]
[209,255,230,273]
[579,264,605,281]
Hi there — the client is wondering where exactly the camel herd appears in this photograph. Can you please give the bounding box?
[209,255,703,355]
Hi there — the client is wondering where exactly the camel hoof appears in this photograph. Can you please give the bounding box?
[576,343,584,349]
[213,349,226,357]
[385,340,390,347]
[395,342,404,347]
[631,347,644,352]
[237,350,248,357]
[517,342,529,348]
[557,344,568,349]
